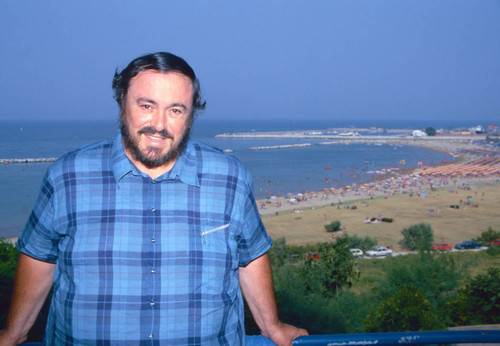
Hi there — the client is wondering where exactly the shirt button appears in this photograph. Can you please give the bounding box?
[152,180,156,184]
[151,238,156,243]
[148,334,153,338]
[151,208,156,212]
[151,269,156,274]
[150,301,155,306]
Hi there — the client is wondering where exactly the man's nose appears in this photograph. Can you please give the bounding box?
[150,110,168,131]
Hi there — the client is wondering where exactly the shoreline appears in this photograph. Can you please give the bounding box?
[3,135,499,246]
[256,138,499,217]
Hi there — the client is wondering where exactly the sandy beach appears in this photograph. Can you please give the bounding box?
[257,138,500,249]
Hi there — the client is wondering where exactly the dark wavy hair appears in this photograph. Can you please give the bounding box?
[112,52,206,116]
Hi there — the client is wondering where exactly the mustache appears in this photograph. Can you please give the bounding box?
[138,126,174,139]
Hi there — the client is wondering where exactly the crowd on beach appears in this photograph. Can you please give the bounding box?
[258,143,500,216]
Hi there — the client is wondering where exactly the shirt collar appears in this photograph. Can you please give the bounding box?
[111,133,200,187]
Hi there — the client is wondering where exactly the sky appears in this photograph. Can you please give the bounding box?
[1,0,499,124]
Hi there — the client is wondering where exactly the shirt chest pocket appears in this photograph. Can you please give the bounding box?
[199,223,238,296]
[200,224,229,245]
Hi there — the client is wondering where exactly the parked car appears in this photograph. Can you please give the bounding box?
[350,248,363,258]
[454,240,483,250]
[431,243,453,251]
[366,247,393,257]
[488,239,500,247]
[305,251,320,260]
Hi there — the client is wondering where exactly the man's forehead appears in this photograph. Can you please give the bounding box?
[127,70,193,96]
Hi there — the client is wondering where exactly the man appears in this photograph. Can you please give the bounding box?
[0,52,308,345]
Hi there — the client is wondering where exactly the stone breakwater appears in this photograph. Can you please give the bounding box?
[0,157,56,164]
[248,143,312,150]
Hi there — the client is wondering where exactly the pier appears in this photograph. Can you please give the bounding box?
[0,157,56,164]
[248,143,312,150]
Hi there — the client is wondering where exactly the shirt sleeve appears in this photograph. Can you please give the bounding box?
[236,169,273,267]
[17,169,59,263]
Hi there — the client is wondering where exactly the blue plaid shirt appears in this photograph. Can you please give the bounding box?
[18,134,272,345]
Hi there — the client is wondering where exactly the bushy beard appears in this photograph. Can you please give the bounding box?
[120,113,191,169]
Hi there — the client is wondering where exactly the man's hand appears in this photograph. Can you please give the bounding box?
[263,321,308,346]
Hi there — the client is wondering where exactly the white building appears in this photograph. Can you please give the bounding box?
[412,130,428,137]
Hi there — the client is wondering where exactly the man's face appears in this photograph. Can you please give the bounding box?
[121,70,194,171]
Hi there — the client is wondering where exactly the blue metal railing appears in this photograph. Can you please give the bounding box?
[23,330,500,345]
[246,330,500,345]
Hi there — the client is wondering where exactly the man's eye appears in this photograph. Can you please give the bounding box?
[171,109,184,116]
[141,105,151,110]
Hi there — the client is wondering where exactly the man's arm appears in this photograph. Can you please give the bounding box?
[239,253,308,346]
[0,253,55,345]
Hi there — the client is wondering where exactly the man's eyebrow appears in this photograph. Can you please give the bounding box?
[169,102,188,109]
[136,98,187,109]
[136,97,157,105]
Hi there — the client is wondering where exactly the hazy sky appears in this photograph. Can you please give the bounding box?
[1,0,499,123]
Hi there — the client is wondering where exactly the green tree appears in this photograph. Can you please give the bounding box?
[324,220,341,233]
[399,223,433,251]
[475,227,500,244]
[364,285,441,332]
[425,127,437,136]
[445,267,500,326]
[302,237,359,297]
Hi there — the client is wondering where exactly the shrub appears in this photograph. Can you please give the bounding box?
[302,237,359,297]
[346,234,378,252]
[324,220,341,233]
[269,265,374,334]
[475,227,500,243]
[399,223,434,251]
[381,218,393,223]
[445,267,500,326]
[377,252,463,312]
[486,245,500,256]
[364,285,441,332]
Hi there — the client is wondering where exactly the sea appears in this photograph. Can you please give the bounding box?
[0,117,486,238]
